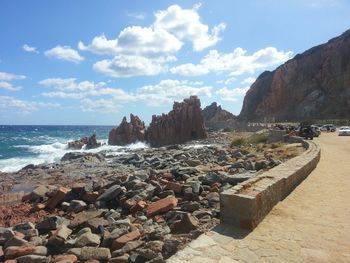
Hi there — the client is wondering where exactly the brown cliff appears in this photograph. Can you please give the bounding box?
[108,114,146,145]
[146,96,207,146]
[239,29,350,121]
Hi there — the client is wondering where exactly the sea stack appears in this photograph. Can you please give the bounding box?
[108,96,207,147]
[145,96,207,147]
[108,114,146,145]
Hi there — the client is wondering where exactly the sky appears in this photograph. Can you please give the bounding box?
[0,0,349,125]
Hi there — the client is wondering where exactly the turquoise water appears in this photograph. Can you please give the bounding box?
[0,125,147,172]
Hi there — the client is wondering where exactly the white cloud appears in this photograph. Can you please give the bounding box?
[217,77,236,85]
[22,44,39,53]
[0,71,26,92]
[154,4,226,51]
[127,12,146,20]
[45,45,84,63]
[79,4,224,77]
[93,55,167,77]
[216,86,249,102]
[0,96,60,112]
[136,79,213,106]
[0,72,26,81]
[39,77,136,102]
[0,81,22,91]
[171,47,293,76]
[80,98,121,113]
[241,77,256,85]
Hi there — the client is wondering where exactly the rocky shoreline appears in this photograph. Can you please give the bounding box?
[0,131,304,263]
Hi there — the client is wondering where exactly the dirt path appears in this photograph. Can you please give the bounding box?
[169,133,350,263]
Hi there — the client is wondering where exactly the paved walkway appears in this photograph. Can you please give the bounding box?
[169,133,350,263]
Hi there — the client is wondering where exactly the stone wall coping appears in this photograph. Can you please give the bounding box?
[220,136,321,230]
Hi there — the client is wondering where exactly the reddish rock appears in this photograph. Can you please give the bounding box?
[146,197,178,217]
[202,102,236,122]
[146,96,207,147]
[4,244,35,259]
[52,254,78,263]
[31,203,45,212]
[112,229,141,250]
[130,201,147,213]
[46,187,69,209]
[68,134,101,150]
[108,114,145,145]
[165,182,183,194]
[82,192,100,203]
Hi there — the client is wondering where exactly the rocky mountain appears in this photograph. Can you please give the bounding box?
[202,102,236,122]
[239,29,350,121]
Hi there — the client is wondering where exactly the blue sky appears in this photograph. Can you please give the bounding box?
[0,0,349,125]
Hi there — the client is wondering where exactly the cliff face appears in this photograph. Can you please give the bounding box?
[239,29,350,121]
[202,102,236,122]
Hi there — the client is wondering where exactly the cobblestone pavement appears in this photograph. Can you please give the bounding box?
[169,133,350,263]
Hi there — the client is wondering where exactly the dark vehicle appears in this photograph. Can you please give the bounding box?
[298,122,314,140]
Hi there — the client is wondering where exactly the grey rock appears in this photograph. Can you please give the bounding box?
[181,201,200,212]
[112,240,143,256]
[78,247,111,261]
[97,185,123,202]
[75,232,100,247]
[4,236,28,248]
[170,213,199,234]
[36,216,70,232]
[16,255,47,263]
[68,200,87,213]
[0,228,15,245]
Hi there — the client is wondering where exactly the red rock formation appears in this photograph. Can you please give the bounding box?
[239,29,350,121]
[108,114,145,145]
[146,96,207,146]
[202,102,235,122]
[68,134,101,150]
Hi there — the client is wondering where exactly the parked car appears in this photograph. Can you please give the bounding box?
[321,124,336,132]
[310,125,321,137]
[338,126,350,136]
[298,124,313,140]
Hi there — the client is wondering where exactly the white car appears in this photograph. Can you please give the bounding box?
[338,126,350,136]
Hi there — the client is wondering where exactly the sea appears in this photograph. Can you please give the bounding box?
[0,125,148,173]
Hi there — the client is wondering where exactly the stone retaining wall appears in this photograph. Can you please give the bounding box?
[220,136,321,230]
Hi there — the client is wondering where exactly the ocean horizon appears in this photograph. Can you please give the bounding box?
[0,125,148,172]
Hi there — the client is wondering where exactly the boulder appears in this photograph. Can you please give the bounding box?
[146,197,178,217]
[108,114,145,145]
[68,134,101,150]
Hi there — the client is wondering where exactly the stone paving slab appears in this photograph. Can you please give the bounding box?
[169,133,350,263]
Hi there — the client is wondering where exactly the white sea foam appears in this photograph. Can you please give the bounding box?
[0,140,149,173]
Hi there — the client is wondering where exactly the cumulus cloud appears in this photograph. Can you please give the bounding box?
[136,79,212,106]
[0,95,60,113]
[45,45,84,63]
[39,77,135,102]
[39,77,213,112]
[127,12,146,20]
[22,44,39,53]
[93,55,167,77]
[0,71,26,92]
[154,4,226,51]
[0,82,22,91]
[171,47,293,76]
[79,4,224,77]
[241,77,256,85]
[0,72,26,81]
[216,86,249,102]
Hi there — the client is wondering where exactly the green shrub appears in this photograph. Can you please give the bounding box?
[230,137,246,147]
[247,133,268,144]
